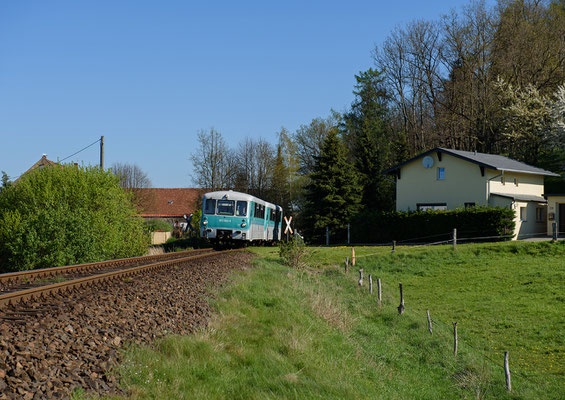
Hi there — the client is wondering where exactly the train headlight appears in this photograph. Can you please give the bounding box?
[203,220,208,225]
[241,222,246,228]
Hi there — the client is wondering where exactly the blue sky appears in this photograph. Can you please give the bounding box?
[0,0,491,187]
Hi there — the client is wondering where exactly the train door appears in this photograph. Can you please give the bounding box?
[250,202,257,240]
[273,209,280,240]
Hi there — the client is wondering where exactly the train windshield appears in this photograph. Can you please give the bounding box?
[217,200,235,215]
[204,199,216,215]
[236,201,247,216]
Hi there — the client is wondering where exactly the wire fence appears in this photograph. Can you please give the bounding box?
[334,237,564,394]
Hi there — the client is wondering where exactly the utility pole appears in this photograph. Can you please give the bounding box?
[100,136,105,170]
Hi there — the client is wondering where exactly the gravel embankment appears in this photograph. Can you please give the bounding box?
[0,251,252,399]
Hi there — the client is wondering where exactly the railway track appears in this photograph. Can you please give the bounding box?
[0,248,236,308]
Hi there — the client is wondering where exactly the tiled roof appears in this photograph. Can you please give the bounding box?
[135,188,204,217]
[383,147,560,177]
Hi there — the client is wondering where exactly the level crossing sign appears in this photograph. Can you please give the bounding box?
[284,216,293,235]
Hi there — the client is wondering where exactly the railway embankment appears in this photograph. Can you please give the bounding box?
[0,251,252,399]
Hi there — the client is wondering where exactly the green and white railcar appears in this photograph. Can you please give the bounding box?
[201,190,283,246]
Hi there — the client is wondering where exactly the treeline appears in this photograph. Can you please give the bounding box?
[191,0,565,241]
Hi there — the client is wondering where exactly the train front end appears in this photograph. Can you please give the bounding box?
[201,191,250,245]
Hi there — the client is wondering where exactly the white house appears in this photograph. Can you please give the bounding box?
[382,148,561,240]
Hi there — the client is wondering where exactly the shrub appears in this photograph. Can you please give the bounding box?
[279,235,308,269]
[0,165,149,272]
[350,206,515,243]
[144,220,173,232]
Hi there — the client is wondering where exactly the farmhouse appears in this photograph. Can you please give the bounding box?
[383,148,562,240]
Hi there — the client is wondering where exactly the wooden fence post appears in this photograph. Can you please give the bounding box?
[358,269,363,286]
[345,257,349,273]
[453,228,457,250]
[352,248,356,266]
[377,278,382,304]
[427,309,432,335]
[504,351,511,392]
[397,283,404,314]
[369,274,373,294]
[453,322,458,356]
[392,241,396,253]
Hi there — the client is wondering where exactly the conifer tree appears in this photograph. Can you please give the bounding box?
[304,130,362,242]
[343,68,395,211]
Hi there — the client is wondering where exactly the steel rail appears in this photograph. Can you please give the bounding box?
[0,249,242,308]
[0,248,214,285]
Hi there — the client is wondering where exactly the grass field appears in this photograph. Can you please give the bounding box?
[112,240,564,399]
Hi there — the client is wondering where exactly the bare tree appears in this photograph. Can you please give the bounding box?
[254,138,275,198]
[190,128,233,190]
[111,163,152,189]
[294,112,341,175]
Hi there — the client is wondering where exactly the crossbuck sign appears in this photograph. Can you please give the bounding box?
[284,216,293,235]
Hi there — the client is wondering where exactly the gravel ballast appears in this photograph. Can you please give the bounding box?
[0,251,252,399]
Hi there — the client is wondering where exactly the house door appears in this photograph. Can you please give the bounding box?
[557,203,565,234]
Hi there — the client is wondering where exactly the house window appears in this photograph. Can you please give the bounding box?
[464,202,476,208]
[417,203,448,211]
[520,207,527,221]
[437,167,445,180]
[514,177,518,186]
[501,176,505,185]
[536,208,543,222]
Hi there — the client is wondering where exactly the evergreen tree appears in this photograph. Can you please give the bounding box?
[0,171,11,194]
[343,68,395,211]
[304,130,362,242]
[269,143,290,213]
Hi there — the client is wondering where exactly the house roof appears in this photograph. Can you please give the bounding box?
[135,188,204,218]
[382,147,560,177]
[16,155,58,181]
[490,192,547,203]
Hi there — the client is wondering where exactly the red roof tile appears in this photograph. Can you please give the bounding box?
[135,188,204,218]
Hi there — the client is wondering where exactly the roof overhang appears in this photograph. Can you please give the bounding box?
[490,193,547,203]
[496,168,561,177]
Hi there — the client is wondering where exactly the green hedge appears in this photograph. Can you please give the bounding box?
[144,220,173,232]
[350,206,515,244]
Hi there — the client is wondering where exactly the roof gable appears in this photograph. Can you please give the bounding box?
[383,147,560,177]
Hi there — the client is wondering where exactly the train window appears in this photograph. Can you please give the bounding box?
[217,200,235,216]
[254,203,263,219]
[236,201,247,217]
[204,199,216,215]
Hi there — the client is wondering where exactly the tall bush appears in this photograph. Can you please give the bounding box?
[0,165,149,272]
[350,207,515,244]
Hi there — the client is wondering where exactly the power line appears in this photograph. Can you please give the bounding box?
[59,138,101,163]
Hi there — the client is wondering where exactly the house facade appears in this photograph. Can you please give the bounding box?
[383,148,561,240]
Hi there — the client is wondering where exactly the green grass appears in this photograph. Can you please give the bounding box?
[110,241,564,399]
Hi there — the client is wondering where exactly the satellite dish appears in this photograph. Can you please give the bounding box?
[422,156,434,168]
